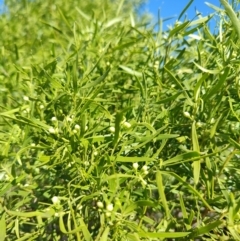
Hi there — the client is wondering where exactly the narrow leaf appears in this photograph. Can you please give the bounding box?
[119,65,142,77]
[156,171,170,219]
[178,0,194,20]
[220,0,240,40]
[99,227,110,241]
[138,231,190,238]
[0,212,6,241]
[192,121,200,184]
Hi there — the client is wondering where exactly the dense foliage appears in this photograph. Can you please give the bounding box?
[0,0,240,240]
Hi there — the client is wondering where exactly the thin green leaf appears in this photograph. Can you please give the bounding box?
[164,67,193,105]
[155,91,183,104]
[81,68,110,89]
[59,213,83,235]
[168,21,190,38]
[194,62,220,74]
[189,220,223,238]
[220,0,240,40]
[156,171,170,219]
[205,2,224,12]
[0,212,6,241]
[160,171,213,210]
[119,65,142,77]
[178,0,194,20]
[113,111,123,146]
[138,231,190,238]
[99,227,110,241]
[192,121,200,185]
[79,218,92,241]
[113,156,155,163]
[204,67,230,100]
[210,114,222,138]
[163,151,200,166]
[188,15,213,27]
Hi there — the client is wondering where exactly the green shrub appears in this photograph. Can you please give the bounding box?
[0,0,240,240]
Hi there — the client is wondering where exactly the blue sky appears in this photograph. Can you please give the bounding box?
[0,0,221,26]
[143,0,221,28]
[0,0,221,17]
[145,0,220,19]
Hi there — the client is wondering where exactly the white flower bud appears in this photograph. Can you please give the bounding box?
[23,96,29,101]
[74,124,80,130]
[49,127,56,134]
[196,121,203,127]
[210,118,215,124]
[133,162,139,170]
[183,111,191,118]
[122,121,131,128]
[66,116,72,122]
[109,126,115,133]
[51,117,57,122]
[97,201,104,208]
[52,196,60,204]
[106,203,113,212]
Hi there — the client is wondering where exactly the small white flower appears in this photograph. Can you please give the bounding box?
[39,104,44,109]
[122,121,131,128]
[68,162,75,167]
[31,143,36,147]
[73,129,77,134]
[52,196,60,204]
[109,126,115,133]
[142,165,148,171]
[97,201,104,208]
[66,116,72,122]
[133,162,139,170]
[210,118,215,124]
[196,121,203,127]
[23,108,30,113]
[84,161,90,166]
[51,117,57,122]
[23,96,29,101]
[93,151,98,156]
[105,212,111,217]
[106,203,113,212]
[49,127,56,134]
[183,111,191,118]
[75,124,80,130]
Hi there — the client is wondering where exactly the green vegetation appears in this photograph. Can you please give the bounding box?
[0,0,240,240]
